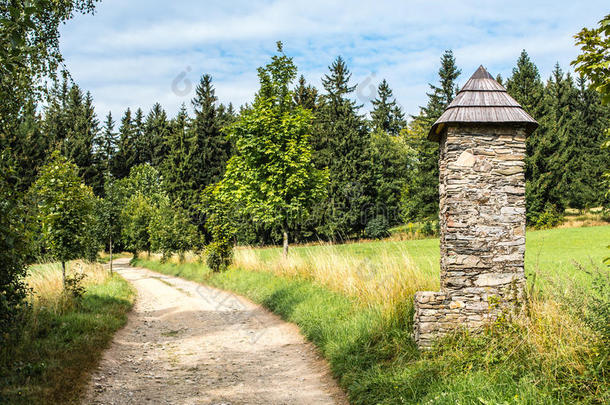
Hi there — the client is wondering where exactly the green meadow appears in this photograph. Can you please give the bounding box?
[135,225,610,404]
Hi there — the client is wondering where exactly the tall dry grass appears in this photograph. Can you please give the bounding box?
[233,245,438,313]
[26,260,109,314]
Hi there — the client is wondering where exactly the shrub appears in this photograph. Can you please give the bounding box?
[534,206,564,229]
[586,267,610,339]
[419,220,438,236]
[365,215,390,239]
[205,240,233,272]
[64,272,87,300]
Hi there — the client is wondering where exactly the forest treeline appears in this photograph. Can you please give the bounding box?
[9,50,610,251]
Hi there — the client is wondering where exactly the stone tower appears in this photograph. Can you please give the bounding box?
[413,66,538,349]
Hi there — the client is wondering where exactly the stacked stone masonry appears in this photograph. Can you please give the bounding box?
[413,125,527,348]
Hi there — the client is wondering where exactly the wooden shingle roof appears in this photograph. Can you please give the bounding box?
[428,66,538,141]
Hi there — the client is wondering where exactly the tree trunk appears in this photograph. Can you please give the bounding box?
[109,236,113,275]
[61,261,66,288]
[282,230,289,259]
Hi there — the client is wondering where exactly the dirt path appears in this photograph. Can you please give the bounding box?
[83,258,347,405]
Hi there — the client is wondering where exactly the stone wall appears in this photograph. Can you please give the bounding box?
[413,125,527,349]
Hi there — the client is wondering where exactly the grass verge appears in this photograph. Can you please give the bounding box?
[0,261,135,404]
[134,248,609,404]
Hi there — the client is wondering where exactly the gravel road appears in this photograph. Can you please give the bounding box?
[83,258,347,405]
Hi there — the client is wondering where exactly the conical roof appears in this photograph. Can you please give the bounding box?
[428,65,538,141]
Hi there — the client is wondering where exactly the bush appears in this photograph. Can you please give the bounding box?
[205,240,233,272]
[149,198,197,262]
[0,153,30,347]
[64,272,87,299]
[420,220,438,236]
[365,215,390,239]
[534,206,564,229]
[586,267,610,339]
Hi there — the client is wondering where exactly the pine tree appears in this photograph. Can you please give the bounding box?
[313,56,374,239]
[370,79,406,136]
[421,50,461,122]
[403,50,460,222]
[561,76,610,209]
[526,64,577,220]
[144,103,170,167]
[293,75,319,111]
[95,112,118,181]
[42,77,69,155]
[112,108,137,179]
[13,101,48,190]
[506,50,544,119]
[190,75,232,189]
[162,104,192,206]
[61,86,99,190]
[132,108,146,165]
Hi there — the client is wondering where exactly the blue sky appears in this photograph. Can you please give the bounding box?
[59,0,609,120]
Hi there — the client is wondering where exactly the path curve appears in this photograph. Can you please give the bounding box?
[83,258,347,405]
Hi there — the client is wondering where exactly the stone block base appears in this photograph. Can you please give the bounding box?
[413,290,499,348]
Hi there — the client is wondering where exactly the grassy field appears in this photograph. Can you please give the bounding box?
[135,225,610,404]
[0,261,134,404]
[245,225,610,287]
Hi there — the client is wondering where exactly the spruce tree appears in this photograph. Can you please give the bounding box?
[313,56,374,239]
[561,77,610,209]
[112,108,137,179]
[506,50,544,117]
[403,50,460,223]
[293,75,319,111]
[370,79,406,136]
[94,112,118,181]
[506,51,549,222]
[14,101,48,190]
[162,104,192,206]
[526,64,577,220]
[132,108,146,166]
[190,75,231,188]
[61,86,99,190]
[144,103,170,167]
[421,50,461,122]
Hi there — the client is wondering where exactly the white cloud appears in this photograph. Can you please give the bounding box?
[59,0,609,119]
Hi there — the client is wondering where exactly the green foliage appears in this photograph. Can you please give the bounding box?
[205,240,233,272]
[28,151,96,266]
[190,74,233,190]
[136,246,610,405]
[585,267,610,340]
[364,215,390,239]
[161,104,193,207]
[120,193,153,257]
[534,205,565,229]
[572,14,610,104]
[419,219,439,237]
[148,198,197,262]
[0,152,30,347]
[370,79,406,136]
[403,50,460,224]
[144,103,170,167]
[312,56,373,239]
[0,272,133,404]
[401,117,440,222]
[0,0,98,142]
[61,87,100,192]
[218,43,328,248]
[293,74,319,110]
[112,108,137,179]
[63,272,87,299]
[93,112,118,185]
